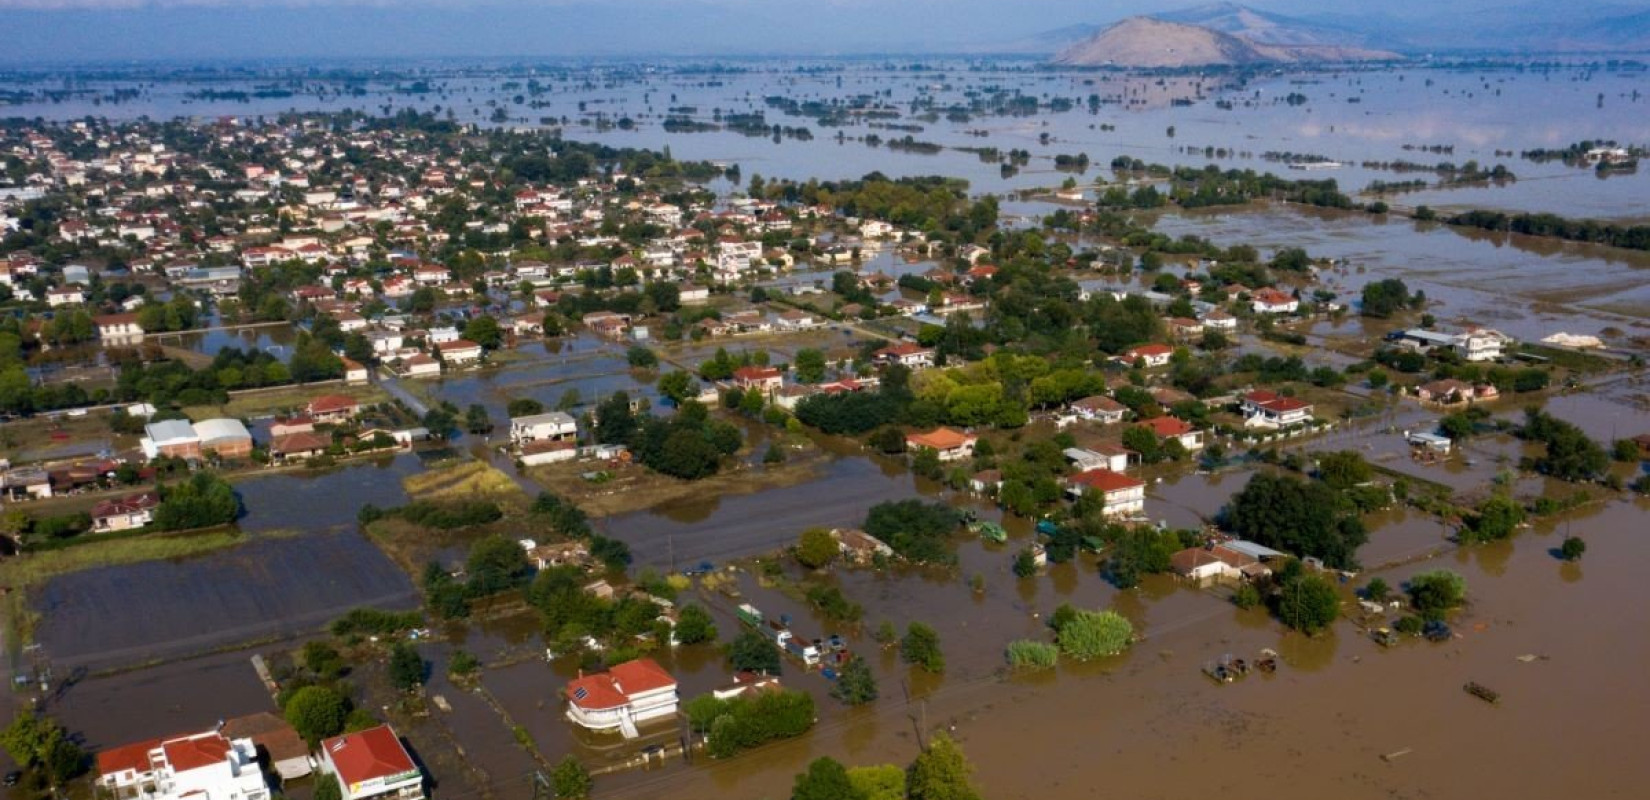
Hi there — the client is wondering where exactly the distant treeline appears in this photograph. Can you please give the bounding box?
[1445,210,1650,251]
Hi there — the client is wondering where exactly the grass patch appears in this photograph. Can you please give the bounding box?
[1517,343,1615,373]
[403,460,522,500]
[181,383,390,420]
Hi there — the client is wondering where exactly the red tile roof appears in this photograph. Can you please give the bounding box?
[1138,416,1194,437]
[322,725,417,788]
[1127,344,1174,358]
[905,427,975,451]
[1069,469,1144,493]
[162,733,231,774]
[565,658,677,711]
[733,366,782,382]
[97,738,161,777]
[91,491,160,520]
[307,394,359,414]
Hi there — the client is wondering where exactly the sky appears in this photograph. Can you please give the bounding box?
[0,0,1641,64]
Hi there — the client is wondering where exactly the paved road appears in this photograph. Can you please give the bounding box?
[376,371,430,416]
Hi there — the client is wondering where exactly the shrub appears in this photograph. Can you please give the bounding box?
[1407,569,1467,618]
[331,608,423,637]
[1006,640,1059,669]
[1053,609,1134,659]
[900,622,945,673]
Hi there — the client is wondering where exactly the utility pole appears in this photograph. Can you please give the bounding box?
[530,770,552,800]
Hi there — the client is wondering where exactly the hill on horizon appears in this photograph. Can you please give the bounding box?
[1052,16,1398,68]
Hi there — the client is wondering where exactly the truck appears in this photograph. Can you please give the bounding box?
[736,603,762,628]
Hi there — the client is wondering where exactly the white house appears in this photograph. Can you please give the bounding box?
[1069,395,1127,424]
[435,339,483,365]
[1064,446,1129,474]
[398,354,441,378]
[1065,469,1146,517]
[905,427,977,462]
[427,325,460,345]
[510,412,577,445]
[874,342,935,369]
[1250,288,1299,315]
[96,730,270,800]
[564,658,679,739]
[1457,329,1510,362]
[95,312,145,343]
[46,285,86,306]
[1123,344,1174,368]
[1240,390,1314,429]
[318,725,424,800]
[90,491,161,532]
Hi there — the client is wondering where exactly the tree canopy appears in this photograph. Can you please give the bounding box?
[1225,472,1368,569]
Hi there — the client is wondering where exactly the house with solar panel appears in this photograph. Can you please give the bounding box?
[564,658,679,739]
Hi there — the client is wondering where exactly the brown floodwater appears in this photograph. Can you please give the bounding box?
[591,495,1650,800]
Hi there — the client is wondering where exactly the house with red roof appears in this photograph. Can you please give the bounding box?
[1250,288,1299,315]
[1136,416,1205,451]
[1122,343,1174,368]
[91,491,161,532]
[1069,395,1127,424]
[435,339,483,366]
[564,658,679,739]
[732,365,784,398]
[307,394,361,424]
[1240,390,1314,429]
[874,341,935,369]
[96,730,269,800]
[1065,469,1146,517]
[319,725,424,800]
[905,427,977,462]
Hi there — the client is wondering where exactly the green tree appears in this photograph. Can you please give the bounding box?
[303,641,346,679]
[465,403,493,435]
[389,643,426,691]
[658,370,695,405]
[849,765,907,800]
[796,527,839,569]
[314,775,343,800]
[463,315,503,349]
[284,685,349,746]
[1407,569,1467,618]
[626,346,659,369]
[552,756,593,800]
[1,712,85,787]
[793,757,855,800]
[1560,536,1587,561]
[907,733,982,800]
[1225,472,1367,569]
[1054,609,1134,659]
[728,630,782,675]
[1276,573,1340,634]
[1316,450,1372,490]
[830,656,878,706]
[1464,495,1525,542]
[793,348,827,384]
[507,397,544,417]
[465,533,531,595]
[901,622,945,673]
[675,603,718,645]
[1364,577,1391,603]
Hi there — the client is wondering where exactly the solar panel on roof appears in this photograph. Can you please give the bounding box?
[573,687,588,700]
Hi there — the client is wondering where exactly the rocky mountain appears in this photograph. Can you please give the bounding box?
[1051,16,1398,68]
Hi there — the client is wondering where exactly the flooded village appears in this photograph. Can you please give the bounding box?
[0,38,1649,800]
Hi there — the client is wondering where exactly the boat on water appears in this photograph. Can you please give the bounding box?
[970,521,1007,543]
